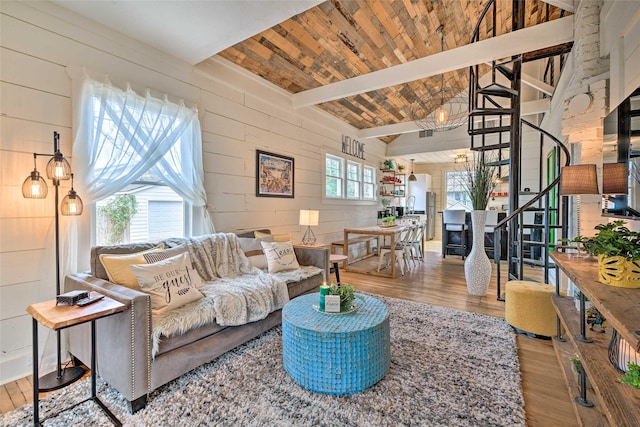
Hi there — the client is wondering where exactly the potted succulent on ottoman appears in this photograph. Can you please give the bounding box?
[568,221,640,288]
[328,283,364,312]
[460,154,497,296]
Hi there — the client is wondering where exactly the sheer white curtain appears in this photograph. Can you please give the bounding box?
[73,77,214,234]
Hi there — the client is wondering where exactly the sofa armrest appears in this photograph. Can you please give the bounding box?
[293,246,330,281]
[64,273,151,402]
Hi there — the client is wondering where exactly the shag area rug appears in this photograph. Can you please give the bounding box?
[1,295,525,427]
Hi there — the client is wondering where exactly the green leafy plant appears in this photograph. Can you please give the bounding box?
[381,198,392,208]
[566,221,640,261]
[328,283,364,311]
[381,215,396,223]
[460,154,497,210]
[98,194,138,245]
[619,362,640,389]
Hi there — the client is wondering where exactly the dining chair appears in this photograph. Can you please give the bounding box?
[442,210,468,260]
[407,222,426,263]
[376,225,414,275]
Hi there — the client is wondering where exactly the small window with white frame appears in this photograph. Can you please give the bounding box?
[363,165,376,200]
[346,160,362,199]
[325,154,344,198]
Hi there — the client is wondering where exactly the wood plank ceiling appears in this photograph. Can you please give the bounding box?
[211,0,565,143]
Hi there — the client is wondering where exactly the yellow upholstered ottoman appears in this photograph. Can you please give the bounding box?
[505,280,557,337]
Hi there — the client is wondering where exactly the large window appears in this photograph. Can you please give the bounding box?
[324,153,376,201]
[75,78,212,246]
[446,170,472,210]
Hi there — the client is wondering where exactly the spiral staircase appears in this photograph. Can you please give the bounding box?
[467,0,572,300]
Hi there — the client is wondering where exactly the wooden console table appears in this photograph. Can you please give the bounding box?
[550,252,640,427]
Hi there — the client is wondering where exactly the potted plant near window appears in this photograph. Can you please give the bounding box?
[460,154,496,296]
[568,221,640,288]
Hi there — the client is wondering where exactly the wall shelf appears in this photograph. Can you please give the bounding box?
[550,252,640,427]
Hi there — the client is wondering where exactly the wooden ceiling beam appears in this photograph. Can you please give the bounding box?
[292,15,574,108]
[357,99,551,139]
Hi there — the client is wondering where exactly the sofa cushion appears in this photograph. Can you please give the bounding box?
[130,252,204,314]
[92,242,160,280]
[255,231,292,242]
[143,244,189,264]
[99,245,164,289]
[238,236,273,270]
[261,240,300,273]
[155,320,226,356]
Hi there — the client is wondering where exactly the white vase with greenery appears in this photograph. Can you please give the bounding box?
[461,155,496,296]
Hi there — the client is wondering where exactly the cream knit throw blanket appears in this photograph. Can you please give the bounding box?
[150,233,291,358]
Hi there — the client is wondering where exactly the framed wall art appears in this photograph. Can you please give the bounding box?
[256,150,294,198]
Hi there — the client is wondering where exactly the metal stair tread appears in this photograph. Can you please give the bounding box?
[487,159,510,166]
[470,108,514,116]
[496,64,514,80]
[468,126,512,135]
[477,83,519,97]
[511,257,556,267]
[470,142,511,151]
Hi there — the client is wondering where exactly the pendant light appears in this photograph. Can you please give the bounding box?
[408,159,417,182]
[411,26,468,132]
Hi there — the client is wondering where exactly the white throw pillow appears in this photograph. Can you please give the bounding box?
[238,236,273,270]
[130,252,204,314]
[260,240,300,273]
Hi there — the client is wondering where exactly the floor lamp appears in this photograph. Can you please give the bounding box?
[22,131,85,391]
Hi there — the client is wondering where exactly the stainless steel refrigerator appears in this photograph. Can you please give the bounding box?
[425,191,435,240]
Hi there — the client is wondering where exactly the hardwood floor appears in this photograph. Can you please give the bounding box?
[1,250,579,426]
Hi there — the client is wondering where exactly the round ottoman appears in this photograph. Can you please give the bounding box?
[505,280,557,337]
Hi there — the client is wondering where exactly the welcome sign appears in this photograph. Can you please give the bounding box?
[342,135,365,160]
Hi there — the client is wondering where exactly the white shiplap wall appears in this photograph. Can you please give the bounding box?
[0,1,385,384]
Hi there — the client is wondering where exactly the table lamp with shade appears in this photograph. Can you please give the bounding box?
[558,163,599,347]
[22,131,85,391]
[299,209,319,245]
[558,164,599,237]
[602,162,628,214]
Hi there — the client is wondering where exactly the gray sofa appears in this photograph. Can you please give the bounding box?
[64,231,329,413]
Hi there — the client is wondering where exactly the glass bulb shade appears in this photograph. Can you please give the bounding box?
[299,209,319,226]
[22,170,48,199]
[46,155,71,180]
[408,173,417,182]
[60,190,83,215]
[435,106,449,125]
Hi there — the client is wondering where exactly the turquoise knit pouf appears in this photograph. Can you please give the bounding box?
[282,293,390,394]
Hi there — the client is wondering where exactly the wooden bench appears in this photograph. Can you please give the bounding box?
[331,236,377,267]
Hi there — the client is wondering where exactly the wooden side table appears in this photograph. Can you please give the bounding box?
[329,254,348,285]
[26,294,126,426]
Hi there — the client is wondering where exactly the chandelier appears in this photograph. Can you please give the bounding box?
[411,26,468,132]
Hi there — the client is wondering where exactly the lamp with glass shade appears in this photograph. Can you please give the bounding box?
[22,131,85,391]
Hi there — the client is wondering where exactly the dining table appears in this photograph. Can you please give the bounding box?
[343,224,409,278]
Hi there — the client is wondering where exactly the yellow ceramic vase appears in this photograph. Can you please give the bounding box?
[597,254,640,288]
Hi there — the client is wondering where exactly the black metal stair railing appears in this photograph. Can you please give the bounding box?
[468,0,571,300]
[493,120,570,300]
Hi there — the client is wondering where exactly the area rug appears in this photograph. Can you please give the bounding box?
[1,295,525,427]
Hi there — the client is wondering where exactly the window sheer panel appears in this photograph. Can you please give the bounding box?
[73,78,214,237]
